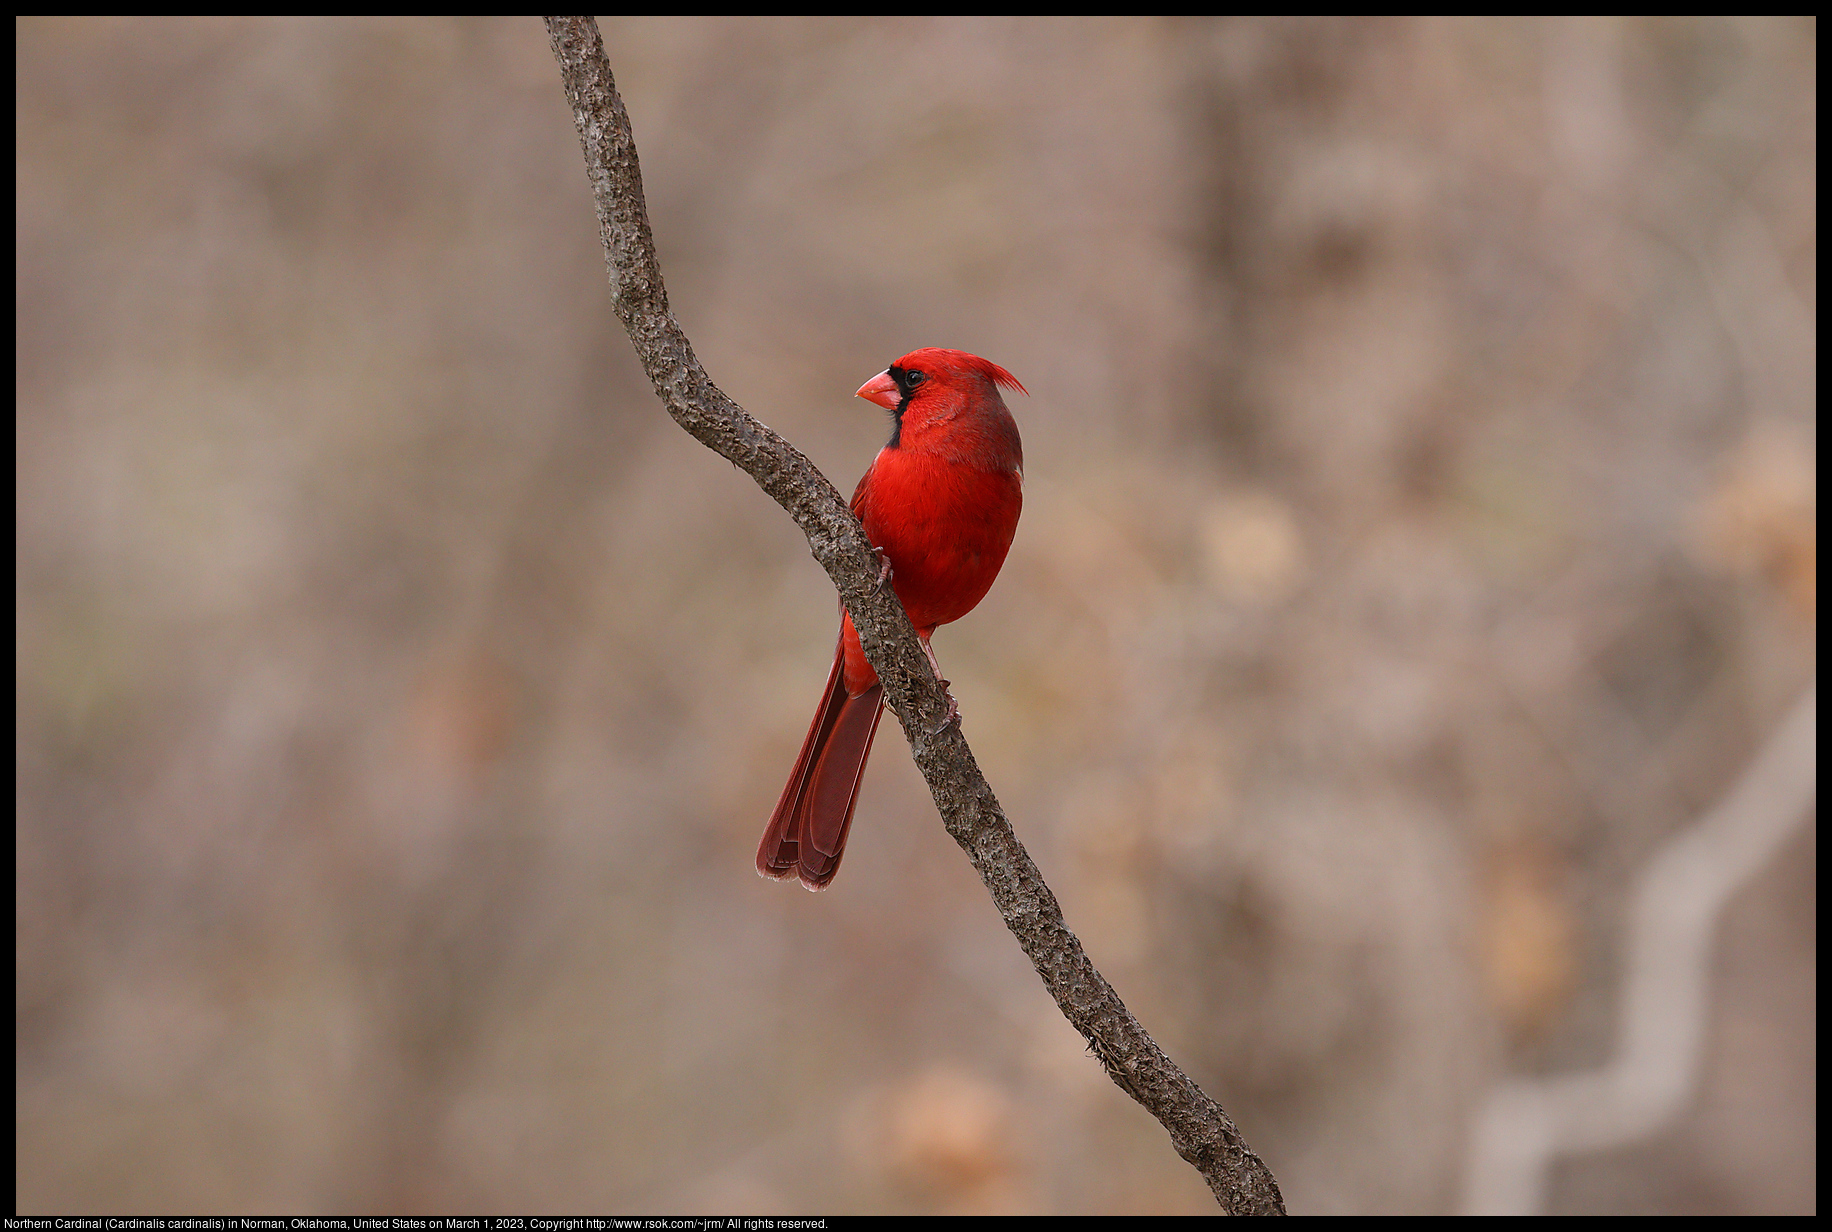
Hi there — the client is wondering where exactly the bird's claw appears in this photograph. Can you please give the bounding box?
[930,684,960,735]
[916,638,959,733]
[870,546,893,594]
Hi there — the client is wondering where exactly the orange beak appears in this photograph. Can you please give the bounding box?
[855,370,900,410]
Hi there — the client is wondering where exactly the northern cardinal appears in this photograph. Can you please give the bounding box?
[757,348,1027,890]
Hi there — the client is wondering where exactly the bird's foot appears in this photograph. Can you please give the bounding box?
[916,634,959,733]
[931,683,961,735]
[917,637,959,732]
[870,546,893,594]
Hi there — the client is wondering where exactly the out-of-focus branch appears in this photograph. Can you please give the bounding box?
[544,16,1284,1215]
[1462,685,1817,1215]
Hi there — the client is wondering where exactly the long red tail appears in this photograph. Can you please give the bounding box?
[757,641,885,890]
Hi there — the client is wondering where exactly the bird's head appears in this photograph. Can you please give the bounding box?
[855,348,1026,457]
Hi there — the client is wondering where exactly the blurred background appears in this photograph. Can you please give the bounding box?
[16,16,1815,1215]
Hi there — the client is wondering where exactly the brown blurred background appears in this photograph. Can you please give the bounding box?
[15,16,1815,1215]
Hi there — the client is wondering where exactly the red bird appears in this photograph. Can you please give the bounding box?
[758,348,1027,890]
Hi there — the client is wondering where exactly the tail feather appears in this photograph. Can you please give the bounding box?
[757,642,885,890]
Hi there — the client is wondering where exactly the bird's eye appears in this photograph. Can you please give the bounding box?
[905,370,926,388]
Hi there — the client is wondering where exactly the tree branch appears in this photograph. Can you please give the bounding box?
[544,16,1285,1215]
